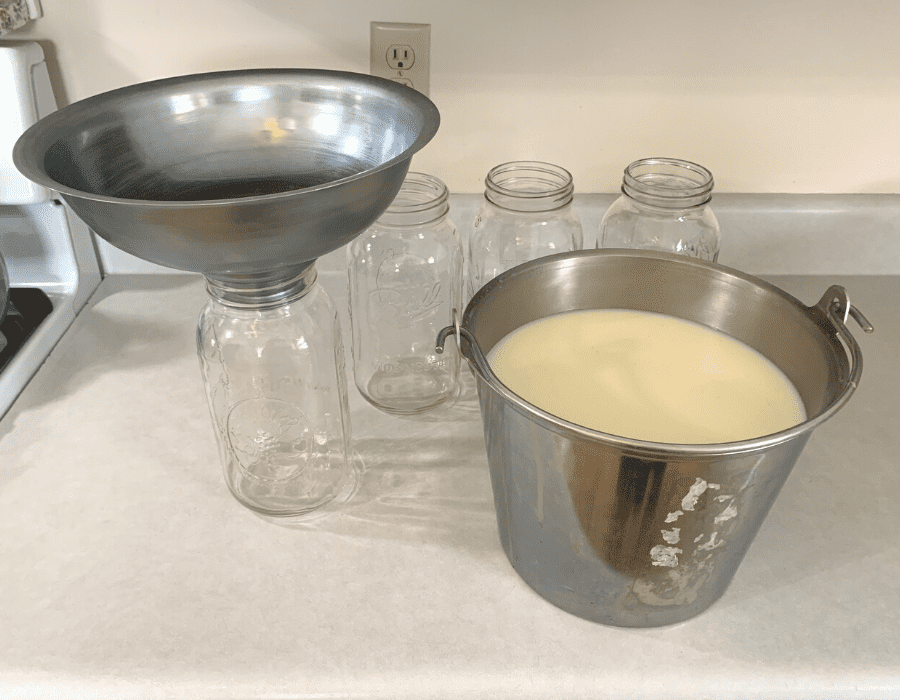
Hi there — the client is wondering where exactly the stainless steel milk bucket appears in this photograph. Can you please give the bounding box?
[437,249,872,627]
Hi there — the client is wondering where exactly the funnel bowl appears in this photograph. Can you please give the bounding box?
[13,69,440,277]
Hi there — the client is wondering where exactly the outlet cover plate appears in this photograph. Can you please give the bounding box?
[370,21,430,96]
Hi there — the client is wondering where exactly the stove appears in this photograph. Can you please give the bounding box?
[0,287,53,369]
[0,41,100,418]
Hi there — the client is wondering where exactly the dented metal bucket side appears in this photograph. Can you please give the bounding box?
[475,372,811,627]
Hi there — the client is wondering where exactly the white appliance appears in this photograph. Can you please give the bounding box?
[0,41,100,418]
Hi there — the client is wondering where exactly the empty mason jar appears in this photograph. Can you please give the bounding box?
[468,161,583,298]
[598,157,720,261]
[197,264,354,522]
[347,172,463,414]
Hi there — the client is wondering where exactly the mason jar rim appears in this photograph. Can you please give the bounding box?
[378,171,450,227]
[486,161,574,197]
[385,172,449,213]
[483,161,575,213]
[622,157,714,207]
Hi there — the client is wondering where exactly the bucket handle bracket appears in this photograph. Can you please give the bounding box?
[814,285,874,334]
[436,308,469,356]
[812,285,873,396]
[436,308,497,381]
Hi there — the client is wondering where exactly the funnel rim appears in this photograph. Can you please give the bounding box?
[12,68,440,207]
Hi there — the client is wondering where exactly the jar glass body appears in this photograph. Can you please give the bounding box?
[598,157,720,261]
[196,267,353,521]
[468,161,583,299]
[348,172,463,414]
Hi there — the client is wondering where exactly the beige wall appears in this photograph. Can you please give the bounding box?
[14,0,900,193]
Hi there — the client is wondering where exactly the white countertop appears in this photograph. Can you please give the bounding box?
[0,271,898,699]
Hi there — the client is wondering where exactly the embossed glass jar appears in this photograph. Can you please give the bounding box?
[598,157,720,261]
[468,161,583,299]
[347,172,463,414]
[197,265,354,522]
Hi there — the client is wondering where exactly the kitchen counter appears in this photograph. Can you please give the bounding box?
[0,271,897,699]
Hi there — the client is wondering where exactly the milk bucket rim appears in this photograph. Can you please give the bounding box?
[454,249,869,458]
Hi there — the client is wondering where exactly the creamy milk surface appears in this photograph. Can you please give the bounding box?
[487,309,807,444]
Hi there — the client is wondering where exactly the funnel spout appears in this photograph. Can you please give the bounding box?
[205,264,318,309]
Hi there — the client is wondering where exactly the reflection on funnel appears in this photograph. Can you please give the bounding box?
[312,109,341,136]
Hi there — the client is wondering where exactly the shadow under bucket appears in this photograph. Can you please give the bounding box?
[437,249,873,627]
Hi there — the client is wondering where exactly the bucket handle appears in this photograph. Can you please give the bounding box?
[812,284,874,394]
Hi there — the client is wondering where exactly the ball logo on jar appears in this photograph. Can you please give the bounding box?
[371,249,443,326]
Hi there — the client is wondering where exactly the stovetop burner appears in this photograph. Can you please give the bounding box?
[0,288,52,372]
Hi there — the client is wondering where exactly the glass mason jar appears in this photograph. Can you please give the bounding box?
[348,172,463,414]
[468,161,583,298]
[598,157,721,261]
[197,264,354,522]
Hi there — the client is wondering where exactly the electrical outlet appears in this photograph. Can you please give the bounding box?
[370,22,430,96]
[386,45,414,70]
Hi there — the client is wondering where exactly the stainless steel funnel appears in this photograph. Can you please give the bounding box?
[12,69,439,282]
[12,69,440,523]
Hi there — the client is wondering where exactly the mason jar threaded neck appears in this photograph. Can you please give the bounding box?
[484,161,575,213]
[376,172,450,227]
[621,157,714,210]
[204,263,317,309]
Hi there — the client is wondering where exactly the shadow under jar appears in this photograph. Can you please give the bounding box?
[599,157,720,261]
[468,161,583,299]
